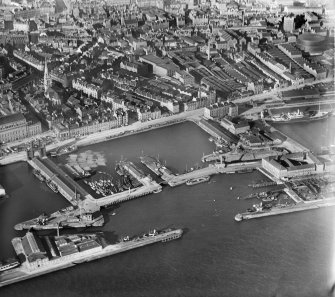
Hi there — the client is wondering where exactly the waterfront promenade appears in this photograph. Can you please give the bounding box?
[0,109,203,166]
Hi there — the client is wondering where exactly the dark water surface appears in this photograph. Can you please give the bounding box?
[0,121,334,297]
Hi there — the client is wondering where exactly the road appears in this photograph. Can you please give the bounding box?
[233,77,334,104]
[76,109,204,147]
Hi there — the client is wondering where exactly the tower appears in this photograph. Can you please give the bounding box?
[208,38,210,60]
[44,59,50,95]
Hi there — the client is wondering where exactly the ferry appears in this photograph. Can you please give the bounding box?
[0,259,20,272]
[186,176,210,186]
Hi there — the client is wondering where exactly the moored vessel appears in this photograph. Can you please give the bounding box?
[186,176,210,186]
[267,109,332,123]
[46,180,58,193]
[33,169,44,182]
[0,259,20,272]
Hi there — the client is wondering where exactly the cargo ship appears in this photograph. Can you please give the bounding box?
[186,176,210,186]
[14,206,104,231]
[0,228,183,288]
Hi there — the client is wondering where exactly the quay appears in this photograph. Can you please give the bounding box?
[85,161,162,207]
[140,155,261,187]
[236,197,335,221]
[0,229,183,288]
[167,162,261,187]
[27,157,162,211]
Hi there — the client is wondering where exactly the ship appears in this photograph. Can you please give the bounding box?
[0,259,20,272]
[267,109,332,123]
[33,169,45,182]
[115,163,124,176]
[14,206,104,231]
[46,180,58,193]
[186,176,210,186]
[0,228,183,288]
[0,184,6,198]
[68,164,93,180]
[57,145,77,156]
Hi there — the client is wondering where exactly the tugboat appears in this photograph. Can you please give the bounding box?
[33,169,45,182]
[46,180,58,193]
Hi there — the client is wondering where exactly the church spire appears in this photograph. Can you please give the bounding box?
[44,58,50,94]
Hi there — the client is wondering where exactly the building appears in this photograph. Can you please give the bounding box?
[283,16,295,32]
[21,231,48,269]
[220,118,249,135]
[53,109,128,140]
[262,152,324,179]
[72,79,101,99]
[0,113,42,143]
[296,32,328,55]
[204,102,238,119]
[120,61,149,76]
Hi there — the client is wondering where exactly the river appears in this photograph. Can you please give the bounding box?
[0,121,334,297]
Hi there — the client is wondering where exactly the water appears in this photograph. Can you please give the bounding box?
[0,121,334,297]
[272,116,335,152]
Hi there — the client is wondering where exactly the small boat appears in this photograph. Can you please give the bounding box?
[230,187,233,190]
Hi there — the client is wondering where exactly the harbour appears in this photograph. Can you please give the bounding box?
[0,121,334,296]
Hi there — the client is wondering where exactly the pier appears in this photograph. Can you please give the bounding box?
[86,161,162,207]
[237,197,335,221]
[0,229,183,288]
[140,155,261,187]
[27,157,162,211]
